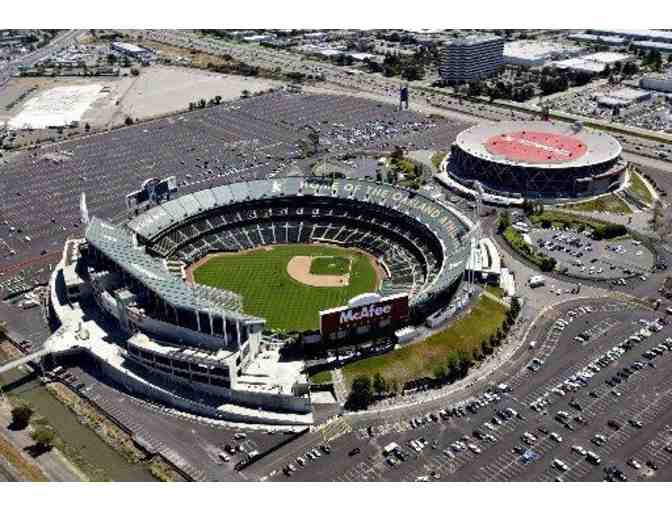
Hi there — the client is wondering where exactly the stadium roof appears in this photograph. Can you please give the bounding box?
[85,217,258,323]
[456,121,622,170]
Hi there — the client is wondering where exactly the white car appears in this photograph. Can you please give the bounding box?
[572,445,587,456]
[552,459,569,472]
[467,443,481,454]
[550,432,563,443]
[627,458,642,470]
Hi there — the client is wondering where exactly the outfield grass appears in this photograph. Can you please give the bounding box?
[310,256,350,276]
[193,245,378,331]
[628,171,654,205]
[342,295,507,389]
[562,194,632,215]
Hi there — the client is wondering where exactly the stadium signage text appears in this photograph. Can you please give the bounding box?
[339,303,392,324]
[320,294,409,338]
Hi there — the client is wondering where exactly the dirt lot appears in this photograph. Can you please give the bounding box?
[113,65,280,124]
[2,65,280,135]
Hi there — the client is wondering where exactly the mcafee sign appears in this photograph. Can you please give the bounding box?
[320,293,409,337]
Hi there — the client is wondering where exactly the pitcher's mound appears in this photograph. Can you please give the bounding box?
[287,256,350,287]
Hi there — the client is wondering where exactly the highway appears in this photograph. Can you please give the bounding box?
[0,29,85,90]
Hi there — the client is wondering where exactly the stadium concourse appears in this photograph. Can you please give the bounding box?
[0,91,468,300]
[441,120,628,202]
[37,176,473,425]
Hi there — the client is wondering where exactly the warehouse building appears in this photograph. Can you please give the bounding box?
[552,51,635,74]
[640,72,672,93]
[632,40,672,54]
[504,40,583,67]
[594,87,652,108]
[438,35,504,83]
[589,30,672,45]
[568,33,627,46]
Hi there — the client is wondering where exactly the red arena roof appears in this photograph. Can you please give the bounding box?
[486,131,588,163]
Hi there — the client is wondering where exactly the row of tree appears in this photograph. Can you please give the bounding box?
[188,95,224,111]
[345,297,522,411]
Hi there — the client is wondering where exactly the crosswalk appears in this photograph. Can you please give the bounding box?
[320,416,352,443]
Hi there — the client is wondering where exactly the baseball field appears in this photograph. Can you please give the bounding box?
[191,244,380,331]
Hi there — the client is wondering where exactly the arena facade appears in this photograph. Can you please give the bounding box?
[447,121,627,200]
[49,177,474,425]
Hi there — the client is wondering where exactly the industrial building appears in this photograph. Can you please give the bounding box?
[640,72,672,93]
[631,40,672,54]
[588,29,672,45]
[568,33,627,46]
[503,40,583,67]
[594,87,652,108]
[110,41,153,61]
[552,51,635,74]
[438,35,504,83]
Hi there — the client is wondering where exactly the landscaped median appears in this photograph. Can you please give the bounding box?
[503,225,555,271]
[628,171,654,206]
[342,294,509,398]
[528,210,627,240]
[560,194,632,215]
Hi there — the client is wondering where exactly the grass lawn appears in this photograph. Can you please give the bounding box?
[310,256,350,276]
[431,151,448,169]
[628,171,654,205]
[562,194,632,215]
[342,295,507,389]
[193,245,378,331]
[485,284,505,300]
[310,370,333,384]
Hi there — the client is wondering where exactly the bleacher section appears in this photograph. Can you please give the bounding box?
[127,177,474,314]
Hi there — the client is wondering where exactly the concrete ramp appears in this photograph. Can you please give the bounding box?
[0,348,50,375]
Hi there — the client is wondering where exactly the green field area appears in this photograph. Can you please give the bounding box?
[562,194,632,215]
[310,256,350,276]
[628,171,654,205]
[310,371,333,384]
[342,295,507,389]
[193,245,378,331]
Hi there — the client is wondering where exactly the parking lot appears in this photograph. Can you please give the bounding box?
[529,226,655,282]
[249,298,672,482]
[0,91,468,298]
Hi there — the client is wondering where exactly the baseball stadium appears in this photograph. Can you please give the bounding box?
[447,121,627,200]
[47,176,474,425]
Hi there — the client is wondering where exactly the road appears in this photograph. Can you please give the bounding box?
[249,298,672,482]
[0,30,85,90]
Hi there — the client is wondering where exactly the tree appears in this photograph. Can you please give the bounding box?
[540,256,557,272]
[446,353,459,381]
[124,116,134,126]
[10,404,33,430]
[130,68,140,77]
[31,425,55,452]
[345,375,373,411]
[457,350,471,378]
[432,365,446,380]
[84,123,91,132]
[373,373,388,395]
[497,210,512,233]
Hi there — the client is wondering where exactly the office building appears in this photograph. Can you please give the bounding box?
[438,35,504,83]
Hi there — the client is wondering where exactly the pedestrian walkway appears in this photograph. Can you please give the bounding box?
[319,416,352,443]
[332,368,348,403]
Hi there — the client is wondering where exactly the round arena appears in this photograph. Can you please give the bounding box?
[447,121,626,200]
